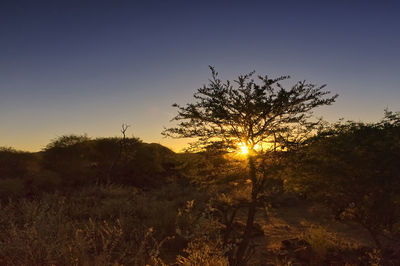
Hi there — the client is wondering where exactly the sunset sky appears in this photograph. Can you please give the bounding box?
[1,0,399,152]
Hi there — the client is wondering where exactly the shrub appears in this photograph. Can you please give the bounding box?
[0,178,25,200]
[305,226,334,259]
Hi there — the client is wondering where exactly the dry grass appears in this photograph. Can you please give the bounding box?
[0,184,208,266]
[0,182,395,265]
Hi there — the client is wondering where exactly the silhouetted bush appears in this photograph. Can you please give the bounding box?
[40,135,179,189]
[286,110,400,252]
[0,147,36,180]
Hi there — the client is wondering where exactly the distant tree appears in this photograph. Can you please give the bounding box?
[45,134,90,149]
[163,66,337,265]
[106,124,132,184]
[286,110,400,251]
[43,134,94,186]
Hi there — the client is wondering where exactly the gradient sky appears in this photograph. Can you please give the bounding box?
[1,0,399,152]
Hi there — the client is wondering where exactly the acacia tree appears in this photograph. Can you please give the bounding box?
[163,67,337,265]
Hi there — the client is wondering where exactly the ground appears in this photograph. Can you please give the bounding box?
[245,198,382,265]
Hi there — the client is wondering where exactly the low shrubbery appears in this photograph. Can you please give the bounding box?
[0,112,399,265]
[0,136,181,202]
[0,184,210,265]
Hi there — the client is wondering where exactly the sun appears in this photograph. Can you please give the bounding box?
[237,143,262,155]
[238,143,249,154]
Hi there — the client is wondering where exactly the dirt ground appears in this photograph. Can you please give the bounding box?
[245,198,379,265]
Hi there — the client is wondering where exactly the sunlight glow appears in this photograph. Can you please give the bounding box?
[238,143,249,154]
[237,142,262,155]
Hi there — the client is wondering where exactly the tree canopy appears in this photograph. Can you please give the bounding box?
[163,67,338,265]
[163,66,338,152]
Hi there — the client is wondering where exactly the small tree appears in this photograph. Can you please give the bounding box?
[163,67,337,265]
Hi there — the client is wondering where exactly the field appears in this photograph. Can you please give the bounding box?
[0,122,399,265]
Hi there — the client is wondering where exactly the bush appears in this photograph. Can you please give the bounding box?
[286,111,400,250]
[305,226,334,259]
[0,178,25,200]
[176,200,229,265]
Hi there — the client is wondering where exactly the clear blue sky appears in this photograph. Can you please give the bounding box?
[1,0,399,151]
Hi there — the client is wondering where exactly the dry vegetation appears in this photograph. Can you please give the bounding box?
[0,112,399,265]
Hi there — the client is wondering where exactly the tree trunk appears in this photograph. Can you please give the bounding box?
[232,154,258,265]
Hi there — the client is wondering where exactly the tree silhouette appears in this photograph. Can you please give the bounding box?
[163,66,337,264]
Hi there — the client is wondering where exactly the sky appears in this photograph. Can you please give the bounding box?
[0,0,399,152]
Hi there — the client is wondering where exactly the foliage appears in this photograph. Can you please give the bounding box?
[0,147,51,199]
[305,226,334,259]
[163,66,337,151]
[45,134,91,149]
[0,184,208,265]
[0,119,399,264]
[163,66,337,264]
[41,135,178,188]
[0,148,36,180]
[286,110,400,250]
[176,200,229,265]
[177,237,229,266]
